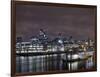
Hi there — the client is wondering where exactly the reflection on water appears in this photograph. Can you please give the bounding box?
[16,53,94,73]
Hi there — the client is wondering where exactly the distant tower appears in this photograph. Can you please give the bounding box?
[16,37,22,43]
[39,29,48,41]
[58,33,63,44]
[68,36,74,44]
[38,29,48,50]
[57,33,64,51]
[58,33,62,38]
[39,29,45,36]
[88,38,93,47]
[68,36,72,41]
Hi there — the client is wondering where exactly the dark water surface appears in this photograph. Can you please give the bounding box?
[16,53,94,73]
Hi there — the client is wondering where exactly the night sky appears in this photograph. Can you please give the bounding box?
[16,4,96,41]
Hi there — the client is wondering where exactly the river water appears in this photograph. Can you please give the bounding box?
[16,53,94,73]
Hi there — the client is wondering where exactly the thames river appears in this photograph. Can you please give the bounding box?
[16,53,94,73]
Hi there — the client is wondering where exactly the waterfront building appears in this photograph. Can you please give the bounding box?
[16,29,95,73]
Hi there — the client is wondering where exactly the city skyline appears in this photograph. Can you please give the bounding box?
[16,4,96,41]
